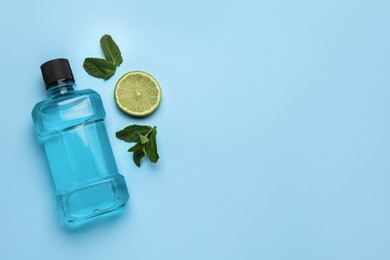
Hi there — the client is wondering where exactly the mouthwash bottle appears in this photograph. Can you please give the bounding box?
[32,58,129,226]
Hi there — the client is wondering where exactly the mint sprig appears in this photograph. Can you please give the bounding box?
[116,125,159,167]
[83,34,122,80]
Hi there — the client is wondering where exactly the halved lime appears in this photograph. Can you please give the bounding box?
[114,71,162,117]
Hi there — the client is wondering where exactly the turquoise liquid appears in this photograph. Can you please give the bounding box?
[32,83,129,226]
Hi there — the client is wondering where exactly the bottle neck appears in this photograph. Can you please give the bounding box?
[47,82,75,97]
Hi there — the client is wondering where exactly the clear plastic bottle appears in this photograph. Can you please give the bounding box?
[32,58,129,226]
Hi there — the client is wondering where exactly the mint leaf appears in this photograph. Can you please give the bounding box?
[100,34,123,66]
[83,58,116,79]
[133,149,145,167]
[128,142,143,152]
[116,125,152,142]
[145,127,159,163]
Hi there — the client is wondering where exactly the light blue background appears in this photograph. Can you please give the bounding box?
[0,0,389,259]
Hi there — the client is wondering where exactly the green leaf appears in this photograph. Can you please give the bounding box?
[83,58,116,79]
[145,127,159,163]
[100,34,123,66]
[128,142,143,152]
[116,125,152,142]
[133,149,145,167]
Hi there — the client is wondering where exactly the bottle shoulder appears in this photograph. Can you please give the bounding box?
[33,88,100,106]
[32,88,105,135]
[75,88,99,97]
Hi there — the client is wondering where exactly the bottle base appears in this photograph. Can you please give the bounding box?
[56,175,129,225]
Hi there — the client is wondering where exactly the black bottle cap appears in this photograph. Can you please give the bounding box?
[40,58,75,89]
